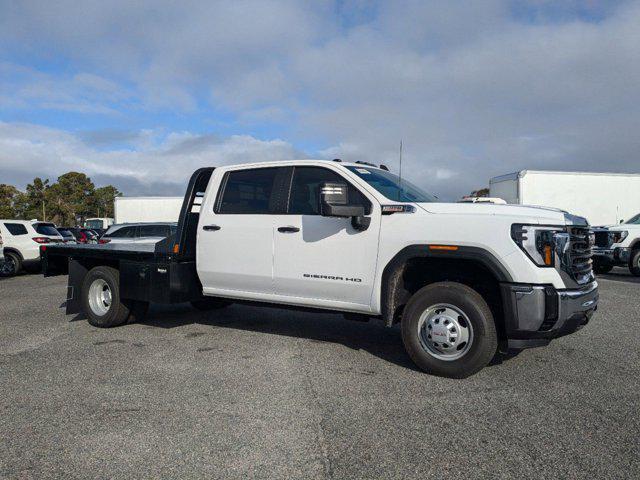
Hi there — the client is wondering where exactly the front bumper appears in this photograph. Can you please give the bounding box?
[501,281,598,350]
[592,246,630,265]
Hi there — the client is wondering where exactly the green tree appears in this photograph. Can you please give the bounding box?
[45,172,95,225]
[25,177,50,220]
[471,187,490,197]
[92,185,121,218]
[0,184,20,218]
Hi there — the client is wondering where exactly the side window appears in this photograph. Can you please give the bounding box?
[139,224,169,237]
[4,223,28,235]
[288,167,371,215]
[217,168,280,214]
[106,226,136,238]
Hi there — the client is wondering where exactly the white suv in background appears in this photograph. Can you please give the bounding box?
[0,220,64,276]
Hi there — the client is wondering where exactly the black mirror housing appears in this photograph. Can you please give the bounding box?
[319,181,369,231]
[319,182,365,218]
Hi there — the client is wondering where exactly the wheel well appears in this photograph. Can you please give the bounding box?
[3,248,23,260]
[382,256,505,338]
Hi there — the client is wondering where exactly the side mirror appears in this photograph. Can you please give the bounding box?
[620,219,625,224]
[319,182,365,218]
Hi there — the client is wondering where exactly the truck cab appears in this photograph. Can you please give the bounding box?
[42,160,598,378]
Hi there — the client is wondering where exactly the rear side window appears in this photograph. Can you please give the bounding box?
[217,168,280,214]
[288,167,371,215]
[34,223,60,236]
[105,226,136,238]
[139,225,170,237]
[4,223,28,235]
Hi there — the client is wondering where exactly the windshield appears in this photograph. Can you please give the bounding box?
[85,220,104,229]
[625,213,640,225]
[346,166,438,203]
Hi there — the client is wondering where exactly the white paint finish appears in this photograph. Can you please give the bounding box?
[490,170,640,226]
[272,213,380,309]
[197,213,275,295]
[114,197,183,223]
[193,160,587,314]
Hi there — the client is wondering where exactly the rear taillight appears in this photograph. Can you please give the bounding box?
[32,237,50,244]
[99,238,111,244]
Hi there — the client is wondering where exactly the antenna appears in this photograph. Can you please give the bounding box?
[399,140,403,200]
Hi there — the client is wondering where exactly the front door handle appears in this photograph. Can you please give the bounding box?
[203,225,221,231]
[277,226,300,233]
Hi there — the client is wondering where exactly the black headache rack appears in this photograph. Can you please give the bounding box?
[42,167,215,314]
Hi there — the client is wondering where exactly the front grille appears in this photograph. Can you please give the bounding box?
[593,230,610,248]
[565,226,594,285]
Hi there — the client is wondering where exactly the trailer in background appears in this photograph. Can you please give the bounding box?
[490,170,640,226]
[114,196,183,224]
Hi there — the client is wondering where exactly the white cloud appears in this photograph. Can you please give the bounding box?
[1,1,639,198]
[0,122,302,194]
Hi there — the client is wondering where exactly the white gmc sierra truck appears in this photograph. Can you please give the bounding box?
[42,160,598,378]
[592,213,640,276]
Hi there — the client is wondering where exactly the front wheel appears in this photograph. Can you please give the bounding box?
[401,282,497,378]
[630,250,640,277]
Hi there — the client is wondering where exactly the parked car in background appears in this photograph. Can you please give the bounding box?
[56,228,78,244]
[64,227,99,244]
[0,220,64,276]
[592,212,640,276]
[99,222,177,244]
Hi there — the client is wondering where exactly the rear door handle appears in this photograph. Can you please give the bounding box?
[203,225,221,231]
[277,226,300,233]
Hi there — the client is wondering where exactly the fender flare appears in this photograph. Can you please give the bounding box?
[380,245,513,326]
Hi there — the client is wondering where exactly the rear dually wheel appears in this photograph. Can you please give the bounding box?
[82,266,133,328]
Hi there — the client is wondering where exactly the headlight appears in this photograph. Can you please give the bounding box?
[610,231,628,244]
[511,224,565,267]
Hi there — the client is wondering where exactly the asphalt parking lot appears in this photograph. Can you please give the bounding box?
[1,271,639,479]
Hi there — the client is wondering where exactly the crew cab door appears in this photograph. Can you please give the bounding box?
[272,166,380,311]
[197,167,287,297]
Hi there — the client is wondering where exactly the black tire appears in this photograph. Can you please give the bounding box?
[593,263,613,274]
[401,281,498,379]
[81,266,131,328]
[630,250,640,277]
[0,252,21,277]
[190,297,232,311]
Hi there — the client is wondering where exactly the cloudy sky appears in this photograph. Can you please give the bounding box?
[1,0,639,199]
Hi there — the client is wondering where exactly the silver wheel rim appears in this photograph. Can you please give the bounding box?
[417,303,474,361]
[88,278,112,316]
